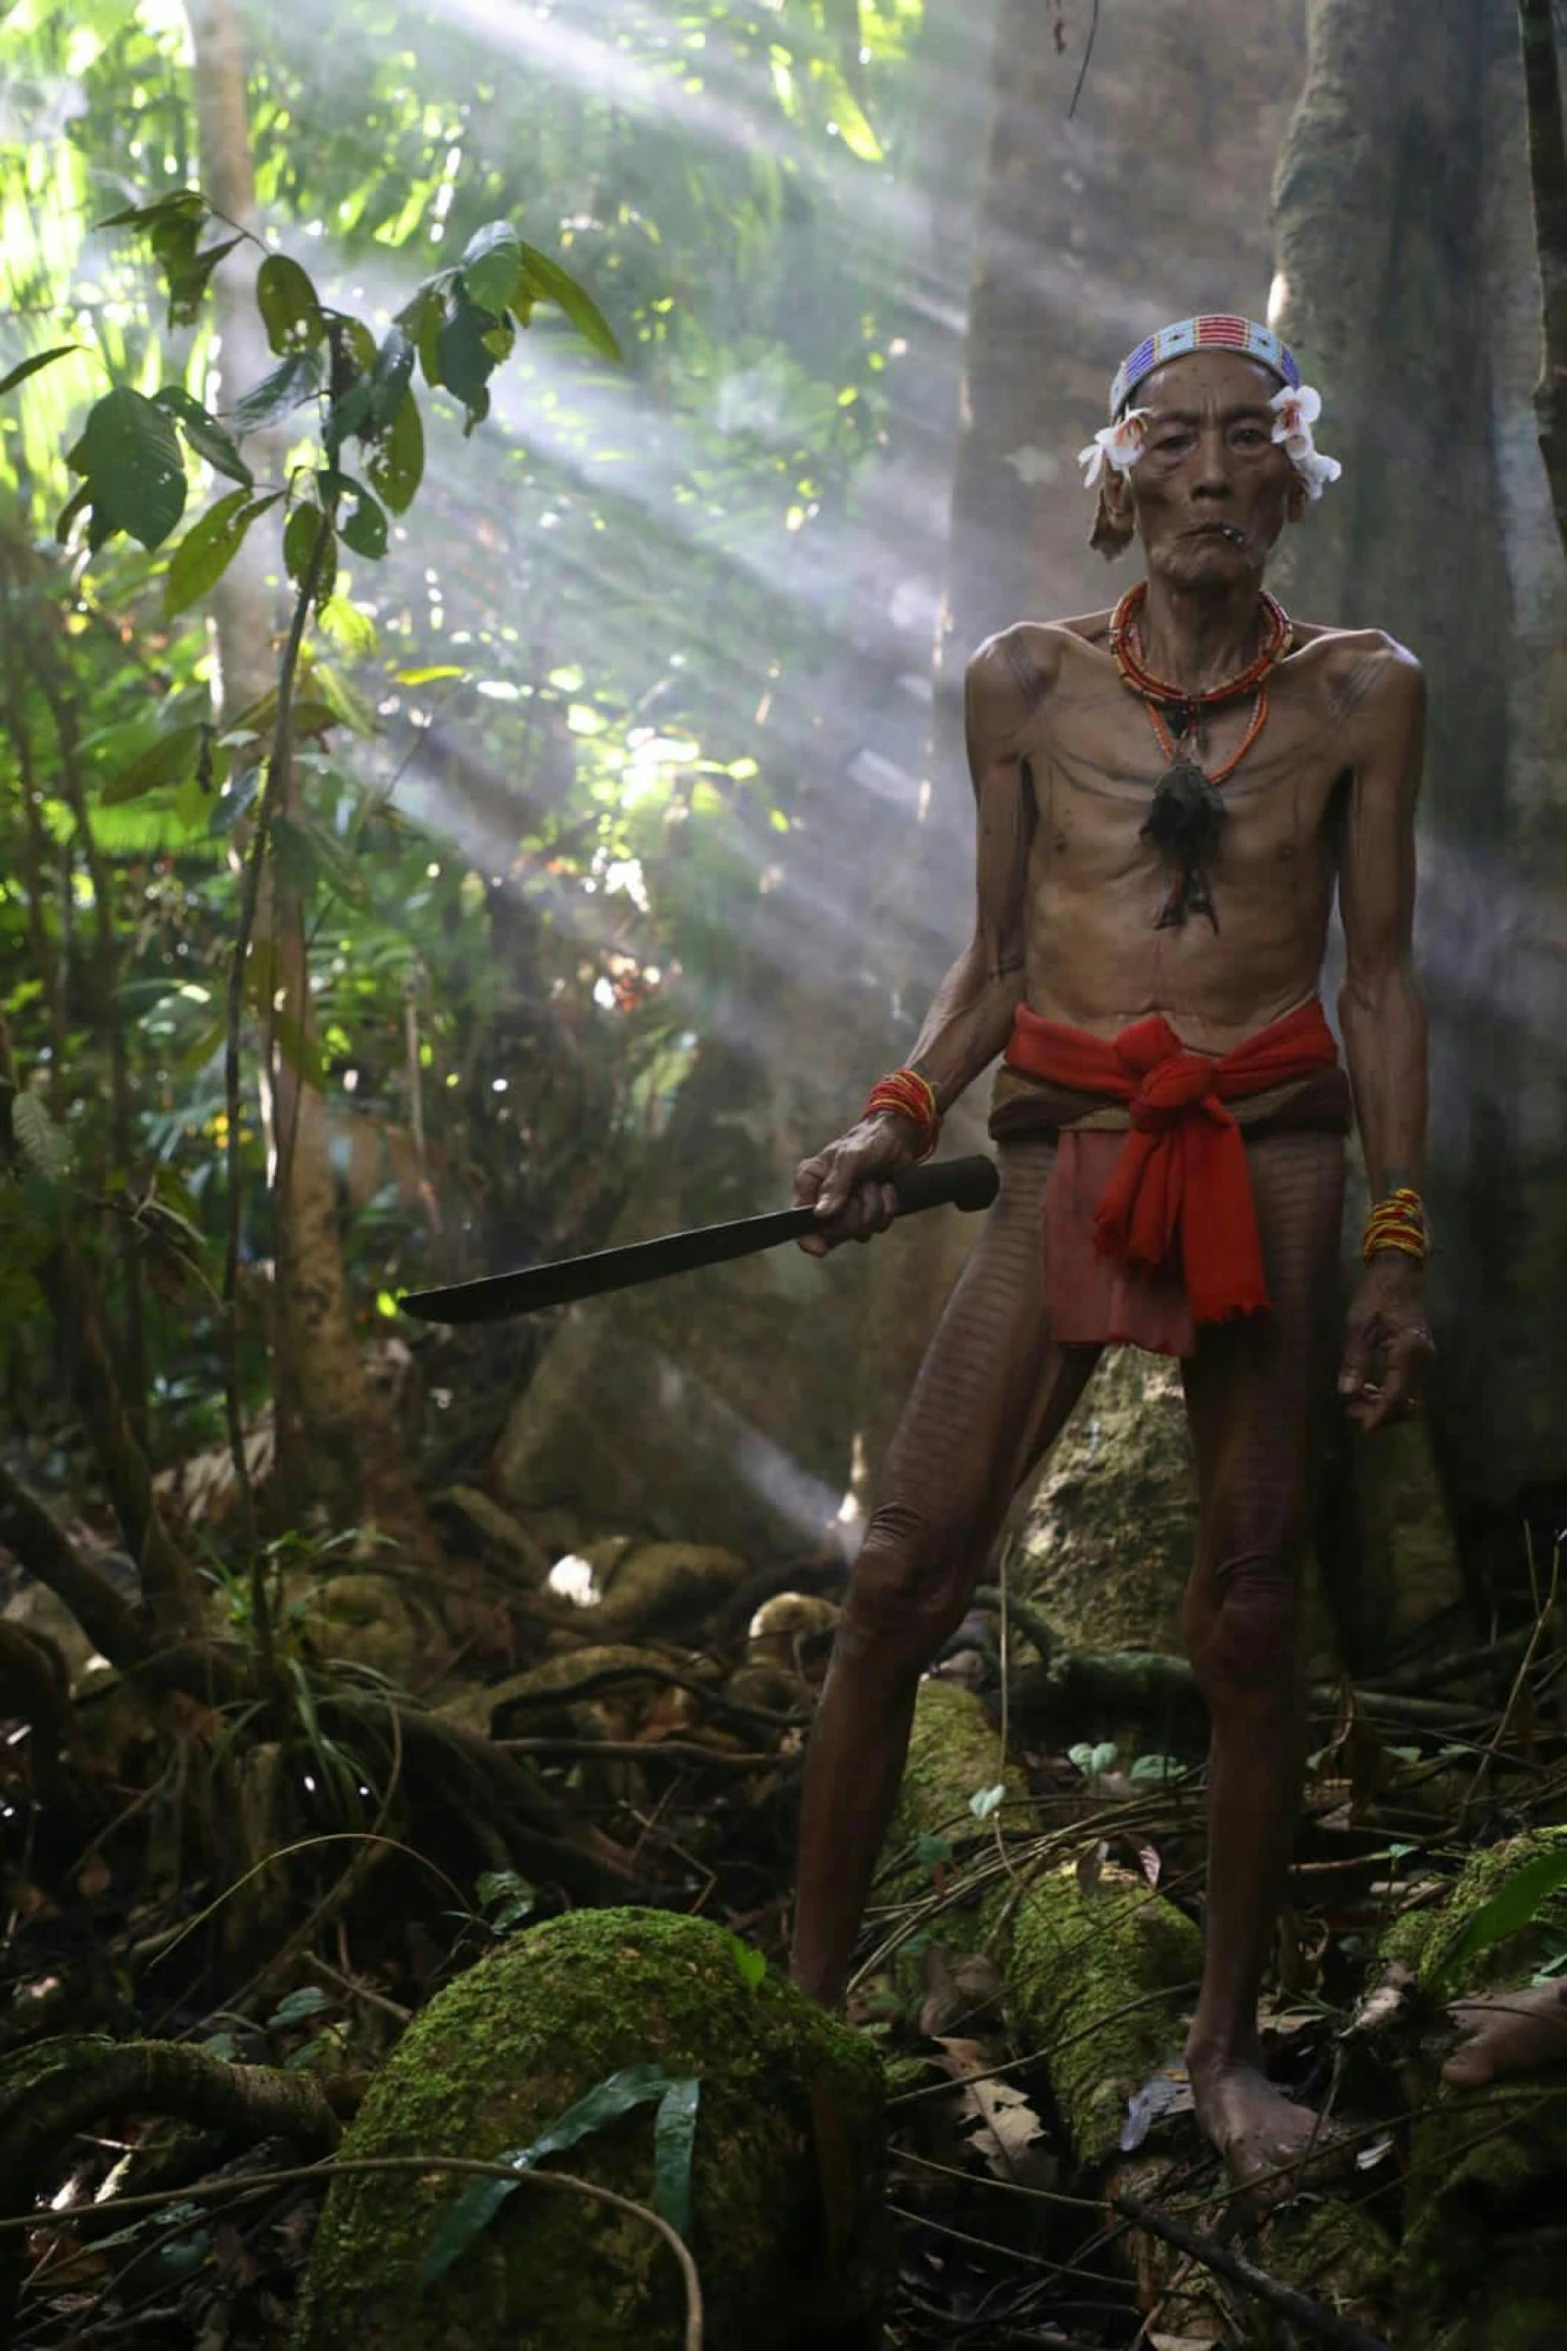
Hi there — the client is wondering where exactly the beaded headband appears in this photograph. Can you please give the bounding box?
[1109,315,1300,419]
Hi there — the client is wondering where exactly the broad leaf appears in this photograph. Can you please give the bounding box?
[651,2077,700,2239]
[256,253,324,354]
[72,386,187,551]
[1440,1845,1567,1983]
[166,234,243,327]
[434,299,499,413]
[153,386,254,487]
[0,345,81,398]
[268,1984,331,2029]
[338,482,388,560]
[518,240,621,360]
[461,221,524,316]
[103,721,207,804]
[96,189,206,232]
[271,1007,327,1090]
[228,351,324,438]
[420,2064,683,2285]
[283,504,337,607]
[364,388,423,513]
[312,662,378,737]
[164,490,281,621]
[364,327,416,433]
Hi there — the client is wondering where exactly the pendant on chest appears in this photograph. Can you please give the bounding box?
[1141,751,1227,932]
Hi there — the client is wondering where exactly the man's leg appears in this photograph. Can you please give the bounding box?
[1179,1125,1344,2189]
[791,1137,1100,2008]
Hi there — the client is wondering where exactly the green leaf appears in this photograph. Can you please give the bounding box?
[0,345,81,398]
[395,281,449,386]
[724,1932,767,1993]
[164,490,281,622]
[96,189,206,232]
[652,2077,700,2239]
[153,386,254,487]
[1439,1847,1567,1984]
[256,253,325,354]
[166,234,243,327]
[209,766,262,837]
[420,2065,679,2286]
[1128,1754,1185,1784]
[518,240,621,361]
[268,1984,331,2029]
[72,386,187,552]
[914,1831,953,1868]
[969,1782,1006,1821]
[460,221,524,316]
[102,721,207,804]
[364,328,416,433]
[364,388,423,514]
[435,299,499,413]
[11,1094,72,1183]
[338,482,388,561]
[283,504,336,606]
[228,351,324,438]
[311,662,378,737]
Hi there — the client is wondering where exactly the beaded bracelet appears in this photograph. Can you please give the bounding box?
[862,1066,941,1162]
[1362,1186,1427,1265]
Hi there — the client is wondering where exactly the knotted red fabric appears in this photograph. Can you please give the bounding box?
[1003,998,1341,1325]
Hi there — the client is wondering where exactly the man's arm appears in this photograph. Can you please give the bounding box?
[794,626,1050,1251]
[1333,636,1435,1427]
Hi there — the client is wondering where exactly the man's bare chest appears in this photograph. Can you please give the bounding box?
[1023,701,1347,894]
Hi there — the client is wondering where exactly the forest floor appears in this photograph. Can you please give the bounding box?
[2,1420,1565,2351]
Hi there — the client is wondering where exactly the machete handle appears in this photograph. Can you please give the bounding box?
[890,1153,1000,1218]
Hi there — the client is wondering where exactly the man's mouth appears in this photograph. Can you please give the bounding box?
[1190,523,1246,545]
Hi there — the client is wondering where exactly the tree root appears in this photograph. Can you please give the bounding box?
[0,2034,348,2330]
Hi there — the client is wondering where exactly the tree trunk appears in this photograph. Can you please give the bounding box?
[1271,0,1567,1595]
[184,0,429,1534]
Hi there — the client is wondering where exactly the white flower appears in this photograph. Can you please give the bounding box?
[1077,406,1153,489]
[1269,380,1340,500]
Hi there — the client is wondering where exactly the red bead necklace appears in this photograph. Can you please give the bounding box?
[1109,578,1293,715]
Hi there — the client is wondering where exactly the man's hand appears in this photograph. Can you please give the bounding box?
[794,1115,919,1258]
[1337,1253,1435,1431]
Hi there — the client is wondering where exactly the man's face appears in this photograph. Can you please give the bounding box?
[1108,351,1304,584]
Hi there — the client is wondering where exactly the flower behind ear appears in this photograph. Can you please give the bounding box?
[1269,382,1340,501]
[1077,406,1153,489]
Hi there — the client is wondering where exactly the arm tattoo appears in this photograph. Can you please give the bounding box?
[1000,631,1049,712]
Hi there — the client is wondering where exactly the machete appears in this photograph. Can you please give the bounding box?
[398,1152,1000,1325]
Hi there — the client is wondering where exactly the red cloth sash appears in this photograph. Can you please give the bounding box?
[1003,999,1341,1325]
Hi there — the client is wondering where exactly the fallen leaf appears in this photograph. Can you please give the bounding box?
[931,2035,1054,2185]
[1137,1841,1162,1887]
[1345,1961,1416,2039]
[1119,2058,1194,2152]
[1356,2132,1395,2171]
[918,1945,1001,2038]
[1076,1838,1109,1899]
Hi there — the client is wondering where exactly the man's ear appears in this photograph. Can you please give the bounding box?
[1090,471,1136,560]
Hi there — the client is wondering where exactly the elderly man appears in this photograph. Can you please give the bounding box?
[788,314,1440,2188]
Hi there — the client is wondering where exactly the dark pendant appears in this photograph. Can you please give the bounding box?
[1142,755,1226,932]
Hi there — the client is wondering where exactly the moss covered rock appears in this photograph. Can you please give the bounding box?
[293,1907,887,2351]
[878,1678,1028,1931]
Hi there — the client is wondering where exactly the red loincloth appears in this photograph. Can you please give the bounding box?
[998,999,1345,1353]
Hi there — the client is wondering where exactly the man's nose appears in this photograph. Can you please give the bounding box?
[1190,430,1234,498]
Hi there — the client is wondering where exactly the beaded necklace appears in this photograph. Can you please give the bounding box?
[1108,580,1294,931]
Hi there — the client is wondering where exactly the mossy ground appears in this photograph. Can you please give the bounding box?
[293,1907,887,2351]
[1380,1829,1567,2351]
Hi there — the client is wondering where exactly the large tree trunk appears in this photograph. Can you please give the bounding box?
[184,0,428,1534]
[1271,0,1567,1600]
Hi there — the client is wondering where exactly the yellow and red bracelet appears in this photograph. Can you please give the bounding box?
[1362,1186,1427,1265]
[862,1066,941,1161]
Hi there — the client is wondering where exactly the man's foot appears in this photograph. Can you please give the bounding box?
[1188,2048,1342,2201]
[1442,1982,1567,2088]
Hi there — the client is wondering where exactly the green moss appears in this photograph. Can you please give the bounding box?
[1380,1827,1567,1995]
[1379,1830,1567,2351]
[878,1679,1029,1935]
[1252,2196,1396,2347]
[293,1908,888,2351]
[1005,1863,1201,2168]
